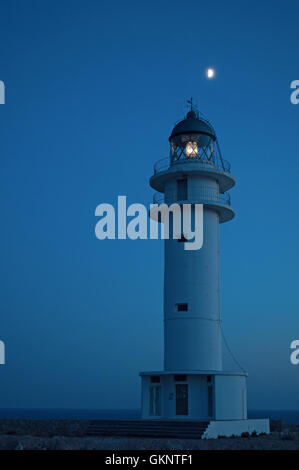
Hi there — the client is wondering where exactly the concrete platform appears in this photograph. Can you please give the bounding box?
[202,419,270,439]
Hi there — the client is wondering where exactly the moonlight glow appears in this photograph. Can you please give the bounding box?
[206,68,215,79]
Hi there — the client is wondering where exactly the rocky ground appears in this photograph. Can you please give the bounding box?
[0,419,298,450]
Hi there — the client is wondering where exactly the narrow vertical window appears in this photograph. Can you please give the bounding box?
[177,179,187,201]
[208,385,213,417]
[149,386,161,416]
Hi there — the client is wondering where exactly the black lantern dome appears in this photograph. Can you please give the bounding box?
[169,110,216,144]
[169,107,217,163]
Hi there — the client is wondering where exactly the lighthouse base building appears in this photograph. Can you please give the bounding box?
[140,371,268,438]
[139,107,269,438]
[140,371,247,421]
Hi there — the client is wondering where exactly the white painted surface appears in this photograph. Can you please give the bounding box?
[203,419,270,439]
[164,176,222,371]
[214,374,247,420]
[150,160,235,193]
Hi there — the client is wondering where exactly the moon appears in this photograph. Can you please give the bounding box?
[206,68,215,79]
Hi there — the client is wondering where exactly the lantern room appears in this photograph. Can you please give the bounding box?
[169,109,216,163]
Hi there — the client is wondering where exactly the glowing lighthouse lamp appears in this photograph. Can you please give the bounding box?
[139,102,269,438]
[185,141,198,157]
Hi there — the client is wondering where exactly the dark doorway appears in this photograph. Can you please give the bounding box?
[175,384,188,415]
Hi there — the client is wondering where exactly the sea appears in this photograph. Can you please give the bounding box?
[0,409,298,424]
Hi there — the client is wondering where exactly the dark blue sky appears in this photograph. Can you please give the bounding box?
[0,0,299,410]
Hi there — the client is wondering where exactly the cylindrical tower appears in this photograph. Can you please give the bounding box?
[150,109,235,372]
[139,105,265,428]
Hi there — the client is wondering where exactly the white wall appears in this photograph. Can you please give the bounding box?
[164,205,222,371]
[214,375,247,420]
[188,375,210,419]
[141,374,210,419]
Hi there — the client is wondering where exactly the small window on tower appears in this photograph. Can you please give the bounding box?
[150,376,160,383]
[176,303,188,312]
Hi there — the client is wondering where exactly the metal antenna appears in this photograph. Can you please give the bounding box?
[187,97,193,111]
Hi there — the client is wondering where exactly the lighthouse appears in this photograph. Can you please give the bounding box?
[139,103,269,437]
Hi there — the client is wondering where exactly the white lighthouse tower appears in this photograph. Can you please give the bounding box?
[140,103,269,437]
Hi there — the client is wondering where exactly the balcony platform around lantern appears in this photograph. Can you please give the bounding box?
[139,370,269,437]
[150,159,236,194]
[150,194,235,223]
[150,160,235,223]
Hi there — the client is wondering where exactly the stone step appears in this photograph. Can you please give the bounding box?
[86,433,204,438]
[86,420,209,438]
[88,425,208,431]
[86,429,207,433]
[89,420,209,427]
[86,430,206,437]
